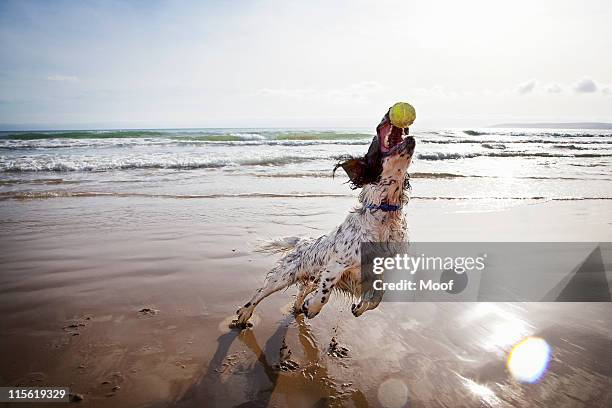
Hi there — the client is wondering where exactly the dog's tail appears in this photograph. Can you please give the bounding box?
[256,236,302,254]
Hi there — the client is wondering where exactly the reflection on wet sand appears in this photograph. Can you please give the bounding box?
[177,314,367,407]
[174,302,612,408]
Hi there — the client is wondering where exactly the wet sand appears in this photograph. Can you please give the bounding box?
[1,196,612,407]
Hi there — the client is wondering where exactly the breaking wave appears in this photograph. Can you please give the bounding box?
[481,143,507,150]
[417,151,612,161]
[2,190,610,201]
[0,155,322,172]
[463,130,488,136]
[0,130,373,142]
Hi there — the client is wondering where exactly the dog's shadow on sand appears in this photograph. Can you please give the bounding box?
[173,314,368,407]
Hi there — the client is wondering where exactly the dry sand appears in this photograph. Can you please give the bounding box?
[1,196,611,407]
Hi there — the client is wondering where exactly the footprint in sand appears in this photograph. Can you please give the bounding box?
[137,307,159,317]
[328,336,350,358]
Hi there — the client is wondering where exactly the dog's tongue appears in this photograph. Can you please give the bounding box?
[376,115,391,153]
[379,126,404,153]
[388,131,402,148]
[376,114,404,153]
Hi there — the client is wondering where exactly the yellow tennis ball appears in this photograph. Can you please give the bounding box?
[389,102,416,128]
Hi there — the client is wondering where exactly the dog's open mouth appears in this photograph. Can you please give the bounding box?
[382,132,399,151]
[379,129,414,155]
[379,126,406,154]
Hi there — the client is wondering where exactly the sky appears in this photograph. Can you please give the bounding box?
[0,0,611,129]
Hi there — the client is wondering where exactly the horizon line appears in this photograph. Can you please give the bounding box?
[1,121,612,132]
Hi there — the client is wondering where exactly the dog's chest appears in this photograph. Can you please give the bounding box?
[360,212,407,242]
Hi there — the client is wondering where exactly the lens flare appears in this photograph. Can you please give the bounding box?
[377,378,409,408]
[507,337,551,383]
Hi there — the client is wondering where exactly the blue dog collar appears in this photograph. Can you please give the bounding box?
[365,203,402,212]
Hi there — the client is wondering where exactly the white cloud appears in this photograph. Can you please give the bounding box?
[514,78,608,95]
[573,77,597,93]
[46,74,79,82]
[545,83,562,93]
[517,79,537,95]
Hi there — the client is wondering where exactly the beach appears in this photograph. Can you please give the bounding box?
[1,128,612,407]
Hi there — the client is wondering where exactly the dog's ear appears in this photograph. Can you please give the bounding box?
[335,158,368,187]
[334,136,384,188]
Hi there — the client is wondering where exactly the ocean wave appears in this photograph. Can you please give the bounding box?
[411,172,467,179]
[417,152,481,160]
[3,129,611,151]
[0,130,166,140]
[551,144,590,150]
[0,178,80,185]
[422,139,491,144]
[0,130,373,142]
[417,151,612,161]
[462,130,611,138]
[0,136,373,150]
[2,190,610,201]
[481,143,506,150]
[231,171,611,181]
[463,130,488,136]
[3,129,610,143]
[0,139,373,151]
[180,138,371,146]
[0,139,177,150]
[250,171,334,178]
[252,171,472,179]
[4,149,610,171]
[0,191,353,200]
[421,138,612,145]
[0,155,322,172]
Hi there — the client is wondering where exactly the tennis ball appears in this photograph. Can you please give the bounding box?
[389,102,416,128]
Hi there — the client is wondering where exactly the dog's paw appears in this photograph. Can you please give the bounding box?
[351,301,375,317]
[351,302,359,316]
[301,299,321,319]
[230,305,254,330]
[229,319,253,330]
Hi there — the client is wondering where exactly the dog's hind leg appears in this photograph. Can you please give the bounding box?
[231,266,295,329]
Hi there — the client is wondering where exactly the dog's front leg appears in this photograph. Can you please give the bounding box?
[301,261,345,319]
[294,279,318,314]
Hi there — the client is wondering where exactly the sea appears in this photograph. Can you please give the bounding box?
[1,127,611,211]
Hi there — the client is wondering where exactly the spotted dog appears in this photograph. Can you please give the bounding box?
[231,125,416,329]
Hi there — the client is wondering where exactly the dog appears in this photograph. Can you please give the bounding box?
[231,121,416,329]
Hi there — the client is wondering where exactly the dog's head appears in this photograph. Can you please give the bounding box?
[336,112,416,189]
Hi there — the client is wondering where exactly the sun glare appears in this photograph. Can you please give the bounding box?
[458,375,501,407]
[507,337,552,383]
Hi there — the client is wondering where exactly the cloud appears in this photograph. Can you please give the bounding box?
[514,78,608,95]
[46,74,79,82]
[545,83,562,93]
[257,81,384,103]
[516,79,537,95]
[573,77,597,93]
